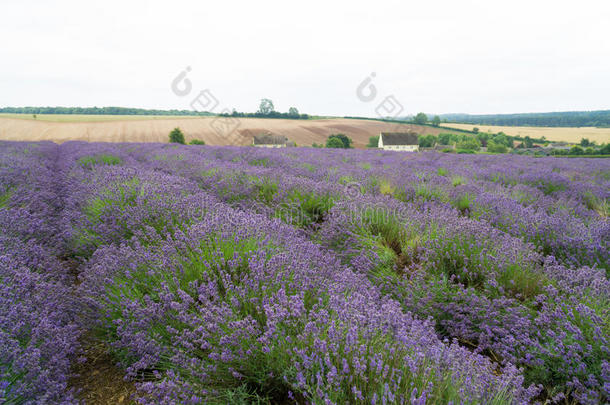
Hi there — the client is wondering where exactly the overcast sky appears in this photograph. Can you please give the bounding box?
[1,0,609,116]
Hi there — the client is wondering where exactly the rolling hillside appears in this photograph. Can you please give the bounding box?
[0,116,454,148]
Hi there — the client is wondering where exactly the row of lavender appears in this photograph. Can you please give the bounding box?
[0,142,80,403]
[1,141,608,404]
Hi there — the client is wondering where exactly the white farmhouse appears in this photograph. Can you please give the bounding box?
[378,132,419,152]
[253,134,288,148]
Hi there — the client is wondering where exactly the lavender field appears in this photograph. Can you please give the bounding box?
[1,141,608,404]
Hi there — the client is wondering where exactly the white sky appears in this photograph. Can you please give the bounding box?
[1,0,609,116]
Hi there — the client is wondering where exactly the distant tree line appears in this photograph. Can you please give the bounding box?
[418,132,516,148]
[219,99,309,120]
[549,139,610,156]
[416,131,558,154]
[0,106,214,116]
[441,110,610,127]
[429,131,610,156]
[549,146,610,156]
[315,131,610,155]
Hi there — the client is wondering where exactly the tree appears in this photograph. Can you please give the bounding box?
[367,136,379,148]
[569,145,584,155]
[432,115,441,127]
[169,127,185,144]
[257,99,275,115]
[437,133,454,145]
[189,139,205,145]
[288,107,299,117]
[418,134,437,148]
[493,132,514,148]
[580,138,591,147]
[487,140,508,153]
[414,112,428,125]
[476,132,489,147]
[327,133,353,148]
[472,127,479,134]
[326,137,344,148]
[523,136,534,148]
[457,138,481,151]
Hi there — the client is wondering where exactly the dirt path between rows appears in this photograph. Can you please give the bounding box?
[61,254,138,404]
[70,340,137,404]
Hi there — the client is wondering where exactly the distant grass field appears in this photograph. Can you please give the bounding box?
[0,113,202,122]
[442,122,610,144]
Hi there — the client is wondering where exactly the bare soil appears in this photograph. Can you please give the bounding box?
[70,341,138,404]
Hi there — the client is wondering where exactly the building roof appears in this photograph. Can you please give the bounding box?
[380,132,419,145]
[253,134,288,145]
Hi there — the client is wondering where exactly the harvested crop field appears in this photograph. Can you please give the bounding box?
[442,122,610,144]
[0,116,452,147]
